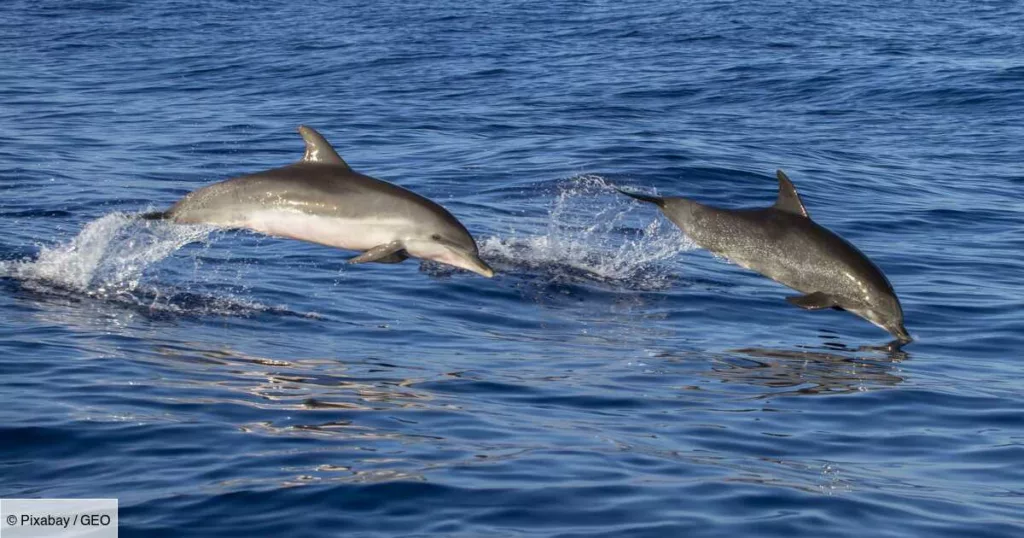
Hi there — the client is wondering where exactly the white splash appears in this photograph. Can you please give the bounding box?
[478,174,695,289]
[1,213,211,295]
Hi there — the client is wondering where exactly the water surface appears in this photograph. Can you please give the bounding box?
[1,1,1022,536]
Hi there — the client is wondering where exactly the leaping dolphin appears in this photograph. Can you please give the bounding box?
[143,126,494,278]
[619,171,910,342]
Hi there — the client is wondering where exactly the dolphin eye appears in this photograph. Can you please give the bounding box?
[431,234,442,241]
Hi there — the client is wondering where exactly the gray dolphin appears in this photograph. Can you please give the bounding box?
[619,171,909,342]
[142,126,494,277]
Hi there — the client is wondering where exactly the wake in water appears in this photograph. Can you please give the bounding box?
[0,213,312,318]
[475,175,694,290]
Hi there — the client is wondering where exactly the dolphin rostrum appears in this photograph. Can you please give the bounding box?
[619,171,909,342]
[143,126,494,277]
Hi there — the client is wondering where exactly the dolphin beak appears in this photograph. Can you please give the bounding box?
[438,246,495,278]
[407,240,496,278]
[891,324,912,343]
[463,252,495,278]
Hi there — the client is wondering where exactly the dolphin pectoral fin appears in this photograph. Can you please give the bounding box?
[786,291,839,310]
[348,241,406,265]
[297,125,351,169]
[372,252,409,264]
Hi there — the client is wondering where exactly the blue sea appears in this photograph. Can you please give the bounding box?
[1,1,1022,536]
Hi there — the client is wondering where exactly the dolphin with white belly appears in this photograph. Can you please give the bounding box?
[619,171,910,342]
[142,125,494,277]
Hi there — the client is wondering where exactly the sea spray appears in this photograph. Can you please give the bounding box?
[1,213,212,294]
[475,175,694,289]
[0,214,313,318]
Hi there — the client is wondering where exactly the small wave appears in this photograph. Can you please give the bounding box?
[478,174,694,290]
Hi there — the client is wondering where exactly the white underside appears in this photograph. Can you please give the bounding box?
[216,209,411,251]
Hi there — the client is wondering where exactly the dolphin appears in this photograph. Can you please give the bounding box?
[619,170,910,342]
[142,126,494,277]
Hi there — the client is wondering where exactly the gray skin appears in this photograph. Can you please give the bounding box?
[620,171,910,343]
[143,126,494,278]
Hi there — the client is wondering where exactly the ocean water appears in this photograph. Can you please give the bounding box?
[1,0,1022,536]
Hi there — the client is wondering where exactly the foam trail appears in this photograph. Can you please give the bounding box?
[475,175,695,290]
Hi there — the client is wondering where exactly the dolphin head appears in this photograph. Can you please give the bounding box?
[859,294,911,343]
[403,225,494,278]
[882,317,912,344]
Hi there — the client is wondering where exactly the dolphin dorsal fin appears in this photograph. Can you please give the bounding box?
[774,170,809,217]
[297,125,351,169]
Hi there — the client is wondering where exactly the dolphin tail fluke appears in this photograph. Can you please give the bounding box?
[616,188,666,207]
[137,210,169,220]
